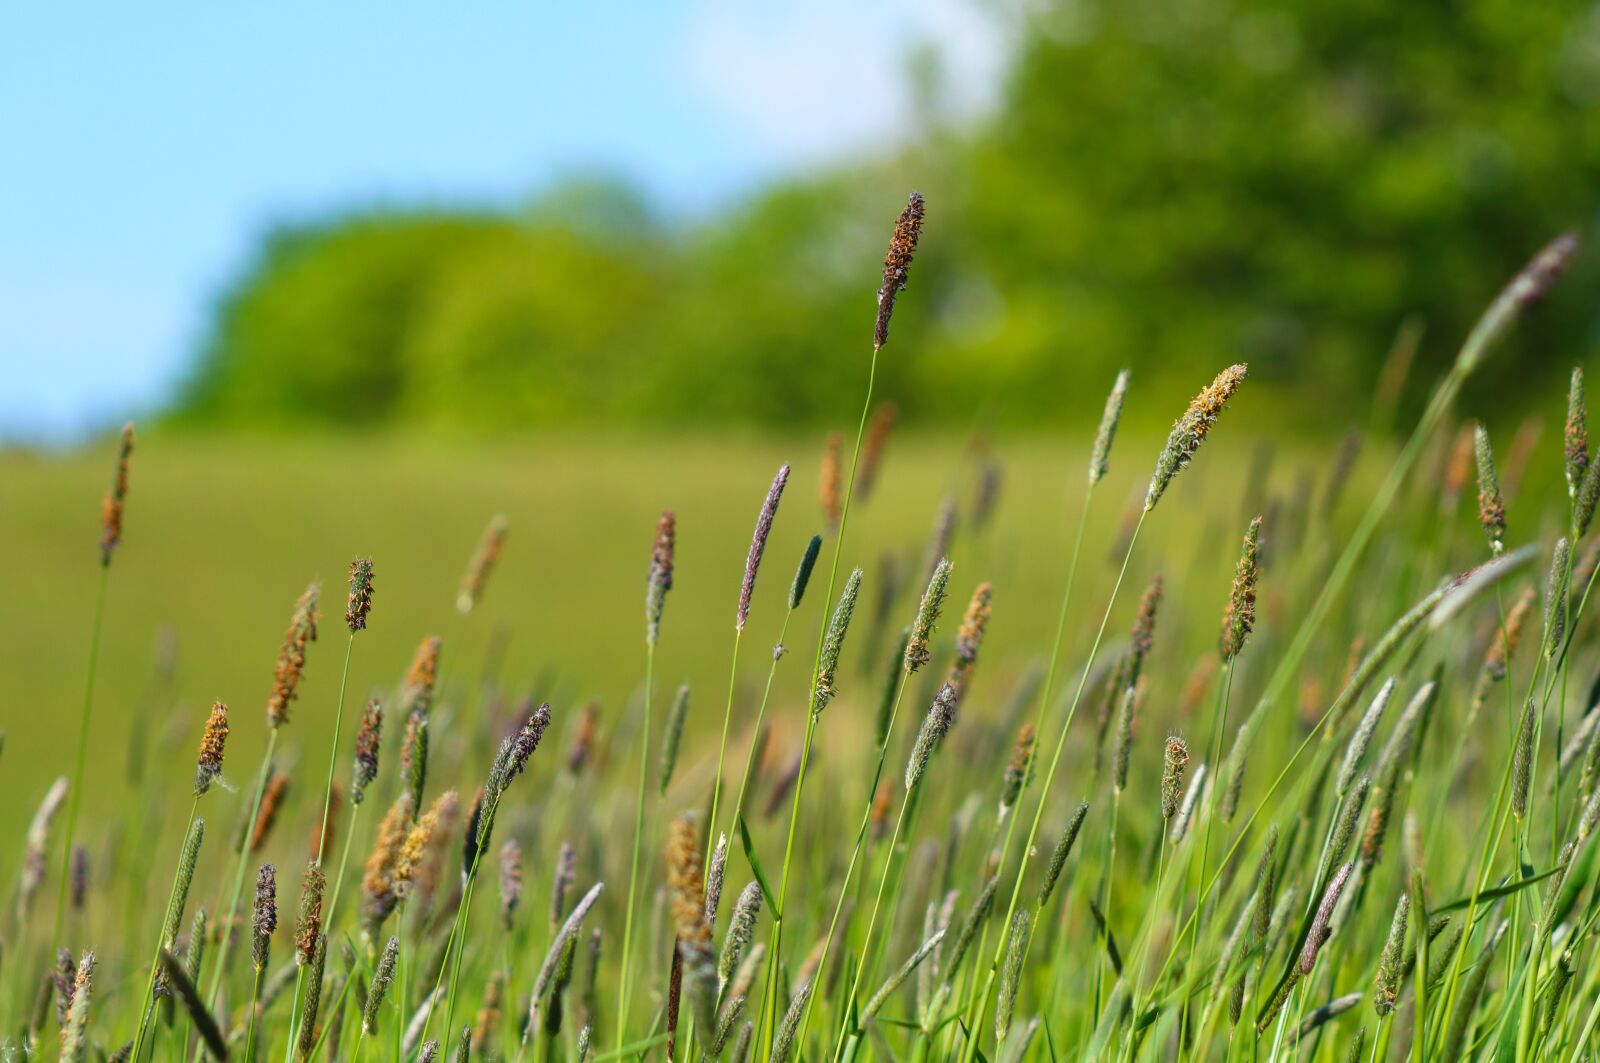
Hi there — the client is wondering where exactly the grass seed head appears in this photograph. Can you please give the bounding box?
[294,861,325,965]
[457,514,508,614]
[98,422,134,567]
[1441,423,1476,514]
[1457,232,1579,373]
[1146,364,1248,511]
[1113,682,1142,793]
[1373,893,1409,1016]
[949,581,993,703]
[1474,423,1506,554]
[363,936,400,1034]
[819,432,843,530]
[1128,574,1164,684]
[252,863,277,971]
[813,567,863,715]
[401,635,442,718]
[1569,367,1589,497]
[402,711,429,816]
[857,400,898,501]
[905,682,959,791]
[1221,517,1263,660]
[250,772,290,853]
[1037,802,1090,909]
[874,192,926,351]
[1090,369,1131,486]
[351,697,383,805]
[789,534,823,611]
[345,556,376,631]
[1160,734,1190,820]
[646,510,676,647]
[59,951,95,1062]
[193,700,229,796]
[905,558,953,673]
[1545,537,1572,658]
[267,583,320,728]
[499,838,523,931]
[1300,862,1353,975]
[667,813,712,955]
[361,792,414,932]
[1514,697,1537,819]
[719,881,763,986]
[739,464,790,631]
[998,723,1035,816]
[660,684,691,795]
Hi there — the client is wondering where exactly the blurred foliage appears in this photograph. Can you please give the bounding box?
[179,0,1600,432]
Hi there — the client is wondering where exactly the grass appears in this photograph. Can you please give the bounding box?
[4,220,1599,1063]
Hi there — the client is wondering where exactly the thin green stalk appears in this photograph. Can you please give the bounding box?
[129,796,200,1063]
[791,664,911,1050]
[705,629,744,877]
[203,727,282,1010]
[615,643,655,1050]
[316,633,357,866]
[831,797,914,1059]
[323,803,364,934]
[760,346,878,1056]
[960,511,1146,1063]
[243,963,267,1063]
[283,965,308,1063]
[52,564,110,952]
[722,609,793,844]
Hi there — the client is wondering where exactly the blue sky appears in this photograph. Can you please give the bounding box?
[0,2,1006,441]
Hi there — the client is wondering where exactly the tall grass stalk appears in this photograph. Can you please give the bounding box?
[128,797,200,1063]
[53,564,109,955]
[759,349,879,1055]
[202,728,281,1009]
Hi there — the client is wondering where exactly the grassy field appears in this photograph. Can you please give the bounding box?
[7,229,1600,1063]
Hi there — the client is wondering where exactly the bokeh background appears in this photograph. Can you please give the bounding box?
[4,0,1600,838]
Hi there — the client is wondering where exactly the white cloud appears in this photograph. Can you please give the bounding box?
[681,0,1015,167]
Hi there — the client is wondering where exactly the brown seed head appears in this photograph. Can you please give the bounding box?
[1128,574,1164,683]
[1441,423,1475,513]
[250,772,290,853]
[820,433,843,530]
[267,584,320,728]
[870,780,894,840]
[667,813,712,954]
[857,401,898,501]
[874,192,926,351]
[999,723,1035,813]
[457,515,509,614]
[948,581,993,703]
[401,636,442,718]
[194,701,230,796]
[294,862,325,965]
[361,793,414,931]
[567,701,600,776]
[99,422,134,566]
[396,789,460,901]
